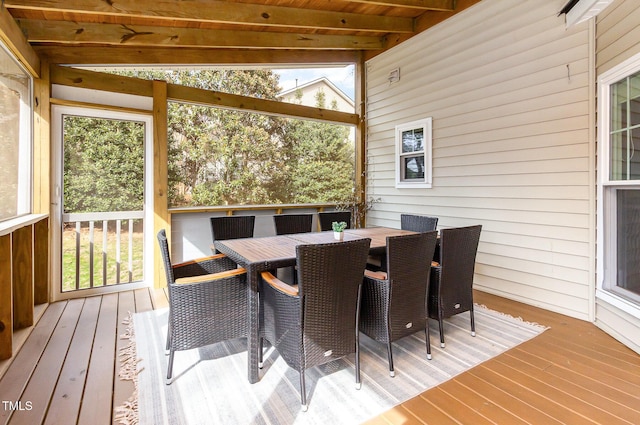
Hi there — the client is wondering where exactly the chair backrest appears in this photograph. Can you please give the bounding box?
[296,238,371,362]
[385,232,438,325]
[210,215,255,243]
[400,214,438,232]
[438,225,482,312]
[157,229,175,285]
[386,231,438,288]
[318,211,352,231]
[273,214,313,235]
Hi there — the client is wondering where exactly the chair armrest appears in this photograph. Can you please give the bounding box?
[364,269,388,281]
[174,267,246,285]
[261,271,299,296]
[172,253,229,269]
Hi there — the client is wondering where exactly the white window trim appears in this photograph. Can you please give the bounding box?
[395,117,432,189]
[596,50,640,318]
[0,41,32,221]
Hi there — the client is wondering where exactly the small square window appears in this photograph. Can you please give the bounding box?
[395,118,432,188]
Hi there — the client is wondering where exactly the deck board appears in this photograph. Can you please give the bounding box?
[8,299,84,425]
[435,379,530,425]
[78,293,119,425]
[439,372,563,425]
[401,396,460,424]
[516,347,640,418]
[0,288,639,425]
[468,363,589,424]
[497,353,638,424]
[43,296,101,425]
[0,302,65,425]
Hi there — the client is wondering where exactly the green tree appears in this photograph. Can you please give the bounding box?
[116,69,290,206]
[63,116,144,213]
[285,91,355,204]
[63,69,355,210]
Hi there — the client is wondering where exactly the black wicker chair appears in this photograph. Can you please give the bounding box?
[360,231,438,376]
[210,215,255,253]
[318,211,352,231]
[400,214,438,232]
[429,225,482,348]
[368,214,439,271]
[259,238,371,411]
[157,229,248,383]
[273,213,313,235]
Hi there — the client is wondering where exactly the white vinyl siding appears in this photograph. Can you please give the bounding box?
[365,0,594,320]
[595,0,640,354]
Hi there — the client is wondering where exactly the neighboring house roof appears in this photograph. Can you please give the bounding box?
[278,77,354,113]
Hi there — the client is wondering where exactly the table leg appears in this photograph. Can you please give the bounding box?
[247,271,260,383]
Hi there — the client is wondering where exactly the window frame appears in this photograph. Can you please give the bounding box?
[0,41,33,222]
[597,50,640,316]
[394,117,432,189]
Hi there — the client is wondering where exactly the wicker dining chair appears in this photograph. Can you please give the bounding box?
[318,211,352,231]
[157,229,248,383]
[210,215,255,253]
[259,238,371,411]
[429,225,482,348]
[360,231,438,376]
[273,213,313,235]
[368,214,438,271]
[400,213,438,232]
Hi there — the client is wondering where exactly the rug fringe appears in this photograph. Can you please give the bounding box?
[114,311,141,425]
[475,303,549,330]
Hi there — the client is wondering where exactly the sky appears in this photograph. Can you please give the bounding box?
[273,65,355,101]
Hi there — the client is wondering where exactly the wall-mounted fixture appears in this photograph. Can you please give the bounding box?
[559,0,614,28]
[388,68,400,83]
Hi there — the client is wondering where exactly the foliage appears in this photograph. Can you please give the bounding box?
[63,69,356,212]
[63,116,144,212]
[335,186,380,229]
[331,221,347,232]
[284,91,354,205]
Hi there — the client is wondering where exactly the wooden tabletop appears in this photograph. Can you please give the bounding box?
[214,227,416,267]
[345,227,415,248]
[214,234,299,264]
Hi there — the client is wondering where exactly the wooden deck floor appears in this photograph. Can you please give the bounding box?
[0,289,639,425]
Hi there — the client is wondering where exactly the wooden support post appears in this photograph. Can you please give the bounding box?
[355,54,367,227]
[12,225,33,329]
[0,234,12,359]
[153,80,169,289]
[33,217,49,305]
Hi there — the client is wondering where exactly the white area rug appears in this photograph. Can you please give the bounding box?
[131,305,546,425]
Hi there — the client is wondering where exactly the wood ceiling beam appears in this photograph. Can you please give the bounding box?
[344,0,454,10]
[35,46,361,66]
[49,65,359,125]
[34,45,359,67]
[18,19,385,50]
[365,0,481,60]
[0,4,40,76]
[4,0,414,33]
[168,84,359,125]
[37,46,362,65]
[414,0,480,31]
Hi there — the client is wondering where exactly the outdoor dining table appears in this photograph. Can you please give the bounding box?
[214,226,416,383]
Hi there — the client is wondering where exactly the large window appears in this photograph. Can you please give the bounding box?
[99,67,356,207]
[599,59,640,306]
[0,42,32,221]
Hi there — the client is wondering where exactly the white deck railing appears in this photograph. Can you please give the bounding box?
[62,211,144,291]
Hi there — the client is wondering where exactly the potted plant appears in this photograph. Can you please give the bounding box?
[332,221,347,240]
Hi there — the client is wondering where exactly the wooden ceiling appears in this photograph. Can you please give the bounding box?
[4,0,481,66]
